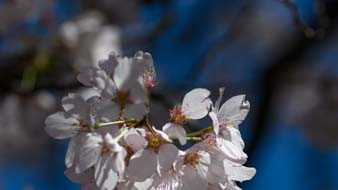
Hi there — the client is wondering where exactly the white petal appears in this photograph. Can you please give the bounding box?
[113,57,133,90]
[181,166,208,190]
[104,133,122,152]
[209,111,220,135]
[218,95,250,126]
[65,137,76,168]
[100,77,117,99]
[228,127,245,150]
[134,51,157,88]
[95,100,120,122]
[223,160,256,182]
[112,148,127,178]
[123,103,147,120]
[158,144,179,173]
[152,172,181,190]
[124,129,147,152]
[214,87,225,112]
[66,134,87,168]
[133,178,154,190]
[76,133,103,173]
[77,66,106,89]
[127,149,157,181]
[95,156,119,190]
[216,138,247,163]
[98,52,119,78]
[197,151,211,179]
[45,112,79,139]
[154,128,172,143]
[162,123,187,145]
[182,88,211,120]
[129,84,148,104]
[207,159,226,184]
[81,182,99,190]
[64,166,94,184]
[62,93,91,122]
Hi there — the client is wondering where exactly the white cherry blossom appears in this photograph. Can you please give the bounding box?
[126,127,179,182]
[209,88,250,139]
[45,93,96,168]
[77,131,127,190]
[163,88,212,145]
[44,51,256,190]
[90,51,156,122]
[178,150,211,190]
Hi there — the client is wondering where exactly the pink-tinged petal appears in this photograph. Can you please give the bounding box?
[45,112,79,139]
[218,95,250,126]
[76,133,102,174]
[163,123,187,145]
[209,111,220,135]
[182,88,211,120]
[126,149,157,181]
[95,156,119,190]
[181,166,208,190]
[158,144,179,174]
[216,138,247,163]
[124,129,147,152]
[223,160,256,182]
[134,51,157,90]
[123,103,147,120]
[64,166,94,184]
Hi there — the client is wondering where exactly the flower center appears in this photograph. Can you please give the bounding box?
[100,143,111,156]
[143,73,156,89]
[114,91,132,110]
[79,121,92,132]
[169,106,186,125]
[201,133,217,151]
[146,133,163,152]
[124,145,135,165]
[184,152,200,167]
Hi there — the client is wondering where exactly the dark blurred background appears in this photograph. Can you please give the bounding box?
[0,0,338,189]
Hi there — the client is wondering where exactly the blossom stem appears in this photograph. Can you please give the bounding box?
[97,119,137,128]
[186,137,202,141]
[98,120,125,127]
[187,126,213,137]
[115,127,129,140]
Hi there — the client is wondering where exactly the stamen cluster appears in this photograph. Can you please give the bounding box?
[45,51,256,190]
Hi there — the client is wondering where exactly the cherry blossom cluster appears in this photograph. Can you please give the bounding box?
[45,51,256,190]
